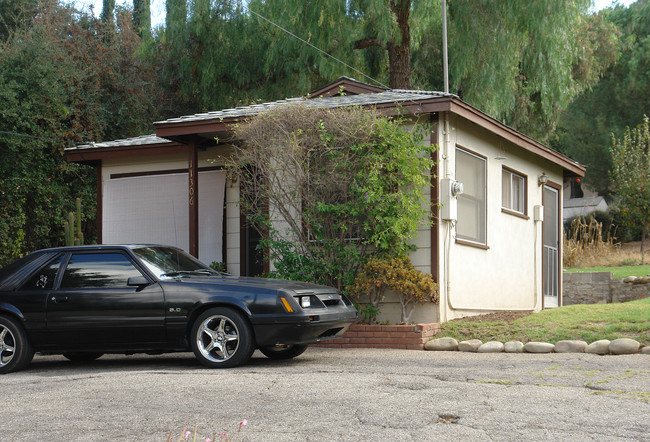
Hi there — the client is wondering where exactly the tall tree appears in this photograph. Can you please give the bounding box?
[610,116,650,261]
[101,0,116,22]
[553,0,648,196]
[0,1,161,265]
[133,0,151,38]
[245,0,614,140]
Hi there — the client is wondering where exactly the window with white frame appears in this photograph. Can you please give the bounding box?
[502,167,527,215]
[455,147,486,245]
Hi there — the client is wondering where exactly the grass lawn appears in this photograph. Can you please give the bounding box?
[437,297,650,346]
[564,264,650,279]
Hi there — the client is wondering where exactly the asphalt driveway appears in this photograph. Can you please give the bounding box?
[1,348,648,440]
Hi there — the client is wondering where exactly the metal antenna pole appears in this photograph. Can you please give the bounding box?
[442,0,449,94]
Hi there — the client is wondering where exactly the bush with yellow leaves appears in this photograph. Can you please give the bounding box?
[347,255,439,324]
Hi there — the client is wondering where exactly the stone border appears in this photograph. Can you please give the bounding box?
[315,323,441,350]
[425,337,650,355]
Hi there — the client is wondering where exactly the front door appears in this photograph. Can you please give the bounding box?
[543,185,560,308]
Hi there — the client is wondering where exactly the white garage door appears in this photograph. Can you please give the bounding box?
[103,170,226,265]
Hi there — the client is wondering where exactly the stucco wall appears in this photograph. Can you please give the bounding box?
[436,113,563,321]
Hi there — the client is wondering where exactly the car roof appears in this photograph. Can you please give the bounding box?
[32,244,178,253]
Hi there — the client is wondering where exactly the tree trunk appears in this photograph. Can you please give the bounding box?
[353,0,412,89]
[387,0,412,89]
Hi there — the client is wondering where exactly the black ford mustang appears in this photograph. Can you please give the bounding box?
[0,245,357,373]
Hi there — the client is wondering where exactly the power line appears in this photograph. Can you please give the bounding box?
[243,5,389,90]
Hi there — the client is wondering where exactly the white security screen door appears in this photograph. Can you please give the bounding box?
[543,185,559,308]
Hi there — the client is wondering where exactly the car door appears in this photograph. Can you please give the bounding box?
[46,251,166,350]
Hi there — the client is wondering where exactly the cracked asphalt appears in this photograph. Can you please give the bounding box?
[1,348,648,441]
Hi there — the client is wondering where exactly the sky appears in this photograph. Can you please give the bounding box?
[69,0,637,30]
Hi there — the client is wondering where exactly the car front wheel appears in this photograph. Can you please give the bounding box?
[190,307,255,368]
[0,315,34,374]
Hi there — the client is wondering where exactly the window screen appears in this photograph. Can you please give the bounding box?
[456,147,486,244]
[502,169,526,214]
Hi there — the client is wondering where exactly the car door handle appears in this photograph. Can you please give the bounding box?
[51,296,69,304]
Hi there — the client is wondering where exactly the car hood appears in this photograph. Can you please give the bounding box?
[161,275,338,293]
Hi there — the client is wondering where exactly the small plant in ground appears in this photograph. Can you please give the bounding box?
[167,419,248,442]
[347,255,438,324]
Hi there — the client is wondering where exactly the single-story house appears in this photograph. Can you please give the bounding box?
[65,77,585,323]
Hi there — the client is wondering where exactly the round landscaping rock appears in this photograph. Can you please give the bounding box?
[458,339,482,352]
[504,341,525,353]
[554,340,588,353]
[585,340,611,355]
[425,337,458,351]
[524,342,555,353]
[641,346,650,355]
[609,338,640,355]
[477,341,504,353]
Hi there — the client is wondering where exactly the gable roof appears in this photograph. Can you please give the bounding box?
[65,77,585,176]
[308,76,387,97]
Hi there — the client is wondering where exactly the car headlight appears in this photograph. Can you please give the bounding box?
[300,296,311,308]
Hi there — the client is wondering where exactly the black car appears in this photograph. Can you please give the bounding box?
[0,245,357,373]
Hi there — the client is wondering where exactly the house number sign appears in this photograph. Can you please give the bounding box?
[189,157,195,206]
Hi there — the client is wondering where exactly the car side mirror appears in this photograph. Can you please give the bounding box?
[127,276,150,288]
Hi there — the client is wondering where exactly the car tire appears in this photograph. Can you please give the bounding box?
[0,315,35,374]
[259,344,309,360]
[62,352,104,363]
[190,307,255,368]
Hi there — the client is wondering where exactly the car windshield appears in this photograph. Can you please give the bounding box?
[132,246,220,279]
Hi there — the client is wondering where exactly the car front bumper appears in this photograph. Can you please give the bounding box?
[250,307,358,346]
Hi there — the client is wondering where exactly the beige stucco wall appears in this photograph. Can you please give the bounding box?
[434,113,564,321]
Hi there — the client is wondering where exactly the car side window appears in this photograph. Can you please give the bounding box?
[60,253,143,289]
[20,255,65,290]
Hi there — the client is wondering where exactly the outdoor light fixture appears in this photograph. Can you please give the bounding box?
[538,172,548,186]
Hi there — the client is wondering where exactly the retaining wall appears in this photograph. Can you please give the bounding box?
[563,272,650,305]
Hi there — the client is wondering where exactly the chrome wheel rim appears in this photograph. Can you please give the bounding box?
[0,325,16,367]
[196,315,240,363]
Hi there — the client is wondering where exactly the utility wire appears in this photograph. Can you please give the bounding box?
[243,5,390,90]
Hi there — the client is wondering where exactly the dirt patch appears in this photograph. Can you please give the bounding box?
[450,311,533,323]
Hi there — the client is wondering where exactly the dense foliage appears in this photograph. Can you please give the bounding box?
[347,255,438,324]
[553,0,650,196]
[0,1,160,265]
[610,116,650,261]
[228,105,434,291]
[0,0,645,268]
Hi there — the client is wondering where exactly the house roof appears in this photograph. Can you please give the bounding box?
[308,75,387,97]
[65,134,186,163]
[65,77,585,176]
[152,89,452,126]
